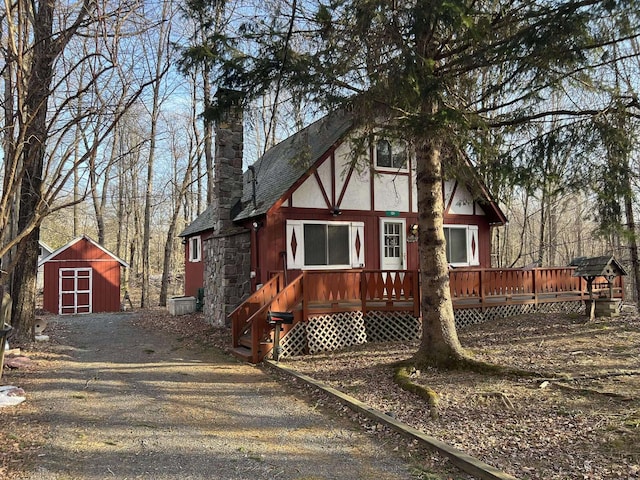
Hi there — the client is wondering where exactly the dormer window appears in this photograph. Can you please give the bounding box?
[375,139,407,170]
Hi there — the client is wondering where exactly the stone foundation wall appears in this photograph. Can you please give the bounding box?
[204,229,251,326]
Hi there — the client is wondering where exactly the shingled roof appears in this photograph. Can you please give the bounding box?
[233,110,353,221]
[178,204,215,237]
[180,107,507,234]
[572,255,627,279]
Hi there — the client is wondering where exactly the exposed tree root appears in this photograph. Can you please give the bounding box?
[392,353,551,414]
[536,370,640,383]
[547,382,634,401]
[393,365,440,419]
[404,352,543,378]
[474,391,515,409]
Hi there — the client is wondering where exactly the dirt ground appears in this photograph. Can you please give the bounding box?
[0,311,464,480]
[282,310,640,480]
[137,307,640,480]
[2,307,640,480]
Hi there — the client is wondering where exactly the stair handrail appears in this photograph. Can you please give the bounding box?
[269,273,304,312]
[229,272,283,346]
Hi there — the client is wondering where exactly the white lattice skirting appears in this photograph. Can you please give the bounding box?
[306,312,368,354]
[365,311,421,342]
[276,300,586,359]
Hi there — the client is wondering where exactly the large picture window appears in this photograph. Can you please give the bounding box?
[286,220,365,270]
[304,224,350,266]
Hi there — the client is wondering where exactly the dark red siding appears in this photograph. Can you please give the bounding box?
[250,206,494,289]
[183,235,207,298]
[42,237,124,314]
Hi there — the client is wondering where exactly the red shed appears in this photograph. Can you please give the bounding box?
[40,235,129,315]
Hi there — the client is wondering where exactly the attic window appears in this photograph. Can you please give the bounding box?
[375,139,407,170]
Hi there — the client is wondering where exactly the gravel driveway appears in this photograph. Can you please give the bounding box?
[17,313,427,480]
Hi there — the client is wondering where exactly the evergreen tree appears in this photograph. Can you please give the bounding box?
[200,0,640,368]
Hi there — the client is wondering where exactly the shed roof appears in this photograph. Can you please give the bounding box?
[571,255,627,278]
[39,235,129,268]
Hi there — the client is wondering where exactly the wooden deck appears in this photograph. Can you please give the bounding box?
[229,267,624,363]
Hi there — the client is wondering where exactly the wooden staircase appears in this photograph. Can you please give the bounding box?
[228,270,422,363]
[229,273,304,363]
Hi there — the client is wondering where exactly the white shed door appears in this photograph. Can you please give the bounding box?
[59,268,92,315]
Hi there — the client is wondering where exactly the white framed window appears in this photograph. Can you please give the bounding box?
[444,225,479,267]
[189,236,202,262]
[286,220,365,270]
[375,139,408,171]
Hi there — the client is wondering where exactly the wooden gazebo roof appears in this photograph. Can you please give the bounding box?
[571,256,627,280]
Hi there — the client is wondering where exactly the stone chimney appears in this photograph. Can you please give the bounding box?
[204,89,251,327]
[212,89,244,231]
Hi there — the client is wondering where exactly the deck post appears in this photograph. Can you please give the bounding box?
[361,271,367,316]
[302,271,309,323]
[413,271,420,317]
[533,269,538,307]
[479,269,485,312]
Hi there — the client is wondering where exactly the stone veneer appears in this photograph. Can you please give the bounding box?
[204,228,251,326]
[204,91,251,326]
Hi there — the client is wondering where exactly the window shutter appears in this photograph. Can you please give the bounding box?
[468,225,480,266]
[351,222,365,268]
[286,220,304,269]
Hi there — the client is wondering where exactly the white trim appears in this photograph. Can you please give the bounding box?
[58,267,92,315]
[444,225,479,267]
[39,235,129,268]
[380,218,406,270]
[286,220,304,269]
[286,220,365,270]
[188,235,202,262]
[351,222,365,268]
[468,225,480,266]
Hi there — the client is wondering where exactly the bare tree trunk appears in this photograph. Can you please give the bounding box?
[623,176,640,308]
[141,2,171,307]
[412,131,466,368]
[88,146,108,244]
[11,0,57,341]
[537,188,546,267]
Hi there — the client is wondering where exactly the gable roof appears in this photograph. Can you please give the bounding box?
[38,241,54,258]
[233,110,354,221]
[572,255,627,278]
[178,204,216,238]
[39,235,129,268]
[180,108,507,232]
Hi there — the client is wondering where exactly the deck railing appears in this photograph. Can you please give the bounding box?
[229,272,284,363]
[300,270,420,317]
[449,267,623,308]
[230,267,623,362]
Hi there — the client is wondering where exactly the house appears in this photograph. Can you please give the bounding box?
[232,111,506,284]
[181,95,506,321]
[177,92,511,361]
[178,205,214,298]
[39,235,129,315]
